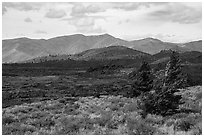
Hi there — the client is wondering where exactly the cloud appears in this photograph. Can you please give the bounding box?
[111,2,146,11]
[78,26,104,33]
[110,2,168,11]
[70,3,105,17]
[65,16,105,33]
[149,3,202,24]
[45,9,67,18]
[2,6,7,15]
[2,2,42,12]
[118,19,130,25]
[69,2,170,17]
[70,2,151,16]
[24,17,32,23]
[35,30,47,34]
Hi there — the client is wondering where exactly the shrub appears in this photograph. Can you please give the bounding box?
[126,118,156,135]
[123,102,138,112]
[9,105,34,114]
[18,113,30,122]
[118,102,125,107]
[92,111,112,127]
[30,111,50,119]
[109,104,120,111]
[63,104,80,115]
[176,119,193,131]
[57,116,83,134]
[145,114,164,125]
[2,115,18,125]
[196,91,202,100]
[2,123,35,135]
[29,116,55,129]
[43,102,64,110]
[190,122,202,135]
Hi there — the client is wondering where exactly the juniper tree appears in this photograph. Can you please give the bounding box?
[131,61,153,97]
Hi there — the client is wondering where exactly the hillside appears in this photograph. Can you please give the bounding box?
[130,38,189,54]
[182,40,202,52]
[2,34,127,63]
[22,45,151,63]
[71,45,151,60]
[151,50,202,65]
[2,34,201,63]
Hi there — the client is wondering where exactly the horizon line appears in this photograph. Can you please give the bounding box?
[2,33,202,44]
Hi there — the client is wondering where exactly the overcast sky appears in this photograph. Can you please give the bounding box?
[2,2,202,43]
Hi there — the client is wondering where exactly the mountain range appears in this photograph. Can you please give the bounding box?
[2,34,202,63]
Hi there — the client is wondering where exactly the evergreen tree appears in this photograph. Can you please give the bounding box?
[163,51,187,89]
[143,51,187,116]
[131,61,153,97]
[159,51,187,114]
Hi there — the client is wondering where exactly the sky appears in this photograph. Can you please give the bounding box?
[2,2,202,43]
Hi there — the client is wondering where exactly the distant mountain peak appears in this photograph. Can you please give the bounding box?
[143,37,162,42]
[49,34,85,40]
[13,37,31,41]
[100,33,112,36]
[88,33,114,38]
[71,34,85,37]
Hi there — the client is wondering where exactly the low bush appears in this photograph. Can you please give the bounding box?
[2,123,35,135]
[126,118,156,135]
[123,102,138,112]
[2,115,18,125]
[29,116,55,129]
[57,116,82,134]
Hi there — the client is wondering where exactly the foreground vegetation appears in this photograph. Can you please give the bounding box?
[2,86,201,135]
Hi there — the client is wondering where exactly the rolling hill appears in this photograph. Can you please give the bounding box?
[2,34,202,63]
[22,46,151,64]
[70,45,150,60]
[151,50,202,65]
